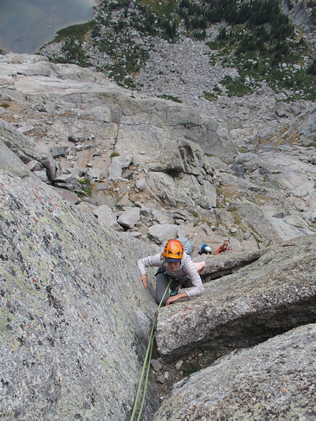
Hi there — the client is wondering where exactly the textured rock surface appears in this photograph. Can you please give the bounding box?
[153,323,316,420]
[156,235,316,360]
[0,169,159,420]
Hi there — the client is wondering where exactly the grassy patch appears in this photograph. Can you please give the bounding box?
[0,102,9,109]
[77,177,92,197]
[157,94,182,103]
[52,22,95,43]
[140,0,177,18]
[203,91,217,101]
[220,75,253,97]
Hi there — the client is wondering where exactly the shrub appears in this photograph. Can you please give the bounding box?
[203,91,217,101]
[307,59,316,75]
[220,75,253,97]
[77,177,92,197]
[157,95,182,103]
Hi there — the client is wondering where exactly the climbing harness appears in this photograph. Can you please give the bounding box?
[130,278,172,421]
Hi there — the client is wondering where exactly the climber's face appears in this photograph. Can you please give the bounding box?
[167,261,180,271]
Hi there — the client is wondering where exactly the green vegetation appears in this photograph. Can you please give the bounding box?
[307,59,316,75]
[157,94,182,103]
[183,360,201,376]
[203,91,217,101]
[41,0,316,98]
[202,84,224,100]
[307,0,316,24]
[220,75,253,97]
[140,0,177,18]
[200,0,316,100]
[77,177,92,197]
[0,103,9,109]
[53,22,95,43]
[183,354,209,376]
[91,0,178,87]
[48,22,95,67]
[110,151,120,158]
[43,0,178,88]
[238,146,248,153]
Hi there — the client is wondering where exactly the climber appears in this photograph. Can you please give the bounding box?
[178,237,206,274]
[198,244,212,255]
[137,239,205,306]
[177,237,193,257]
[216,240,231,255]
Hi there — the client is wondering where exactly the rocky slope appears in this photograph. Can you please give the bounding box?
[0,51,315,419]
[0,53,315,256]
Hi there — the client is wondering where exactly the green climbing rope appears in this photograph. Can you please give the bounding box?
[130,279,171,421]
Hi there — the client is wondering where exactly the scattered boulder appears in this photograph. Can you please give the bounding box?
[117,207,141,229]
[68,133,85,143]
[136,178,147,191]
[0,138,30,178]
[148,224,180,244]
[108,154,132,180]
[50,146,67,158]
[92,204,123,231]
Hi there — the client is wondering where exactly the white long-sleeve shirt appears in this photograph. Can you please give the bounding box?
[137,252,205,298]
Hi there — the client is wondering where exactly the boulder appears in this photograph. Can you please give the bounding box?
[50,146,67,158]
[148,224,180,244]
[117,208,141,229]
[153,323,316,420]
[108,154,132,180]
[52,186,80,204]
[0,119,59,181]
[92,204,123,231]
[0,139,30,178]
[136,178,147,191]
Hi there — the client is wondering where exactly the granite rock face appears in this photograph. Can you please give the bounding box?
[0,169,159,420]
[155,234,316,360]
[153,323,316,420]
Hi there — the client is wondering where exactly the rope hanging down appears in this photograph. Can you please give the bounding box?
[130,279,172,421]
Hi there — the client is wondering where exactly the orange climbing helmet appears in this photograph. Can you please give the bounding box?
[163,239,184,262]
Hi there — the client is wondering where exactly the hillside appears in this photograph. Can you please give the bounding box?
[39,0,316,97]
